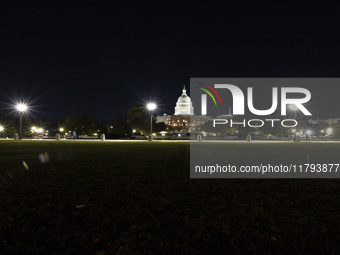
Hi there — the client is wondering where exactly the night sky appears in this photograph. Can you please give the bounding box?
[1,1,340,120]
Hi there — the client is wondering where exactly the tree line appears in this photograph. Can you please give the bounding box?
[1,106,340,138]
[0,105,165,138]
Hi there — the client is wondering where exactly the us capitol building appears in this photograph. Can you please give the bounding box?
[156,86,211,133]
[156,86,340,138]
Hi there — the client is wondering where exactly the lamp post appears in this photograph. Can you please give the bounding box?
[147,103,156,141]
[305,129,312,142]
[288,104,298,120]
[16,103,27,139]
[60,128,64,138]
[288,105,299,142]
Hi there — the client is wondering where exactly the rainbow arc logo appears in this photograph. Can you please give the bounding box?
[198,82,223,107]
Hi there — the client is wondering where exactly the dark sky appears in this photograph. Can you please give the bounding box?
[1,1,340,120]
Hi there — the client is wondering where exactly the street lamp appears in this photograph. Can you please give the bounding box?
[305,130,312,136]
[147,103,157,141]
[288,104,298,120]
[16,103,27,139]
[288,104,298,111]
[0,125,4,138]
[305,129,312,142]
[59,128,64,139]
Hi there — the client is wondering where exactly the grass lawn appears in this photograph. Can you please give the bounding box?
[0,141,340,254]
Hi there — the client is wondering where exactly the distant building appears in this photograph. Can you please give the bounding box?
[156,86,340,138]
[156,86,211,133]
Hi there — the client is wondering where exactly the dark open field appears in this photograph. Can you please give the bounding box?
[0,141,339,254]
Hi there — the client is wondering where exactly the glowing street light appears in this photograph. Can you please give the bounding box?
[147,103,156,111]
[288,104,298,120]
[59,128,64,132]
[0,125,4,138]
[16,103,27,139]
[288,104,299,112]
[147,103,157,141]
[305,129,313,142]
[305,130,313,136]
[16,103,28,112]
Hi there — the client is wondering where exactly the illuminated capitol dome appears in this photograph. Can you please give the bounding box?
[157,86,211,134]
[174,86,194,115]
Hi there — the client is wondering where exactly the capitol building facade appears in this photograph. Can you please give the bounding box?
[156,86,211,133]
[156,86,340,139]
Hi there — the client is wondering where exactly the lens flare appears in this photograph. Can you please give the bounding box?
[22,161,29,170]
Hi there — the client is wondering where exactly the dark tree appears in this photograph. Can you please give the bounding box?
[109,114,132,137]
[62,114,97,136]
[127,105,150,134]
